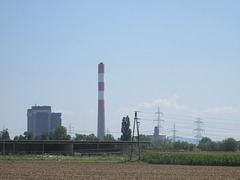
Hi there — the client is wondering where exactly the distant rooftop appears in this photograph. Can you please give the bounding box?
[31,106,51,111]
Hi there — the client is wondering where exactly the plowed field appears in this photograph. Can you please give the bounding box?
[0,162,240,179]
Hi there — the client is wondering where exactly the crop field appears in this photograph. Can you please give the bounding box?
[142,152,240,166]
[1,161,240,179]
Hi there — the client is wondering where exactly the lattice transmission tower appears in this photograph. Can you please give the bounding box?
[194,118,204,143]
[154,107,164,134]
[172,123,177,143]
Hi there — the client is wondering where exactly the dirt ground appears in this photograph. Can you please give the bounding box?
[0,162,240,180]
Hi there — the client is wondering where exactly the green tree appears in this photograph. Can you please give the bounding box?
[172,141,196,151]
[75,134,88,141]
[34,136,41,140]
[19,135,25,140]
[188,143,197,151]
[200,137,212,144]
[53,126,71,140]
[121,116,131,141]
[139,134,151,142]
[86,133,99,141]
[23,131,34,140]
[209,141,221,151]
[49,131,55,140]
[198,142,208,151]
[75,133,99,141]
[222,138,238,152]
[198,137,222,152]
[40,131,49,140]
[104,134,115,141]
[165,143,174,150]
[14,136,19,141]
[0,129,10,140]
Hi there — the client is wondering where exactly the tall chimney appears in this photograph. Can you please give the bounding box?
[97,62,105,140]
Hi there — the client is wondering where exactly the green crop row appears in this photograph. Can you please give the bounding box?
[142,152,240,166]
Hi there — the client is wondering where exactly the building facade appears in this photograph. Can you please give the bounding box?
[27,106,61,137]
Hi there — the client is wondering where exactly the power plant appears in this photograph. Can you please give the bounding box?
[97,62,105,140]
[27,106,61,137]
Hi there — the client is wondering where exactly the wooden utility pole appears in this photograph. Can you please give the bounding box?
[130,111,140,161]
[130,114,135,161]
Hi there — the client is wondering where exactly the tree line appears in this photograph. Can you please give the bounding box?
[0,126,115,141]
[147,137,240,152]
[197,137,239,152]
[0,116,130,141]
[1,116,240,152]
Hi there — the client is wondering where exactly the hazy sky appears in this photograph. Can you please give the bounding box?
[1,1,240,141]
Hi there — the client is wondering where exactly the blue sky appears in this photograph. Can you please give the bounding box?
[0,1,240,141]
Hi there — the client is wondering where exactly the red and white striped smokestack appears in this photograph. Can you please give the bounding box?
[97,62,105,140]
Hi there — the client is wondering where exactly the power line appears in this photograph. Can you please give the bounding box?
[141,111,240,122]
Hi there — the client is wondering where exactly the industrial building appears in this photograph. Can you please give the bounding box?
[97,62,105,140]
[151,126,166,141]
[27,106,61,137]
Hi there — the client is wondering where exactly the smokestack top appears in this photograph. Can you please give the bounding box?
[98,62,105,73]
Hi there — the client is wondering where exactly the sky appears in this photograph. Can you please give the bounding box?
[0,1,240,141]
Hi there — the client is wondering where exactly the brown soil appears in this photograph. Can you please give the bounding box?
[0,162,240,180]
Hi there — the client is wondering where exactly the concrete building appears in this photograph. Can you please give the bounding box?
[27,106,61,137]
[51,113,62,131]
[97,62,105,140]
[150,126,166,142]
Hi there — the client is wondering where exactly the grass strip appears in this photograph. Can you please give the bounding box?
[0,155,129,163]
